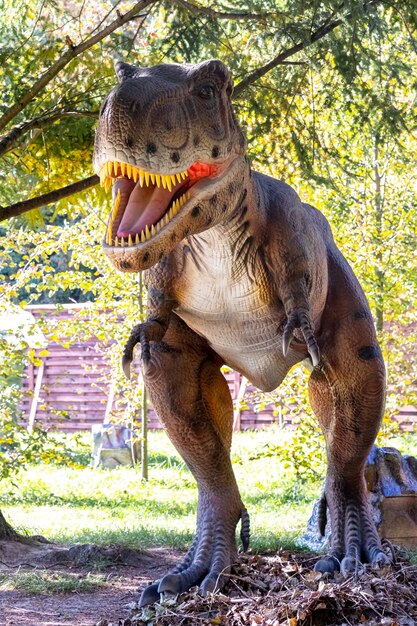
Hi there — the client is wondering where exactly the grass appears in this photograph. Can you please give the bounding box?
[1,428,416,555]
[0,571,106,594]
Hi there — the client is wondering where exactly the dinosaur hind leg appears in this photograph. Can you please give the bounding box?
[140,315,248,605]
[308,319,390,575]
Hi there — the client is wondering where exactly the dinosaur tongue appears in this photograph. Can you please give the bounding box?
[115,178,182,238]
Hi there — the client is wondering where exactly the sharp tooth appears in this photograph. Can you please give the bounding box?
[135,233,139,245]
[112,189,121,220]
[115,236,119,247]
[141,230,146,243]
[145,171,150,186]
[166,176,172,192]
[139,169,144,186]
[104,177,112,193]
[176,173,182,183]
[161,175,167,189]
[109,162,115,177]
[151,224,156,237]
[156,221,161,232]
[169,206,174,219]
[165,214,169,225]
[114,161,119,176]
[181,171,188,180]
[121,237,125,247]
[131,168,137,183]
[128,234,133,246]
[150,173,155,184]
[121,162,126,176]
[145,225,151,240]
[171,175,177,186]
[126,164,132,180]
[155,174,161,188]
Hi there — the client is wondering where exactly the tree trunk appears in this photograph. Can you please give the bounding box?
[0,509,20,541]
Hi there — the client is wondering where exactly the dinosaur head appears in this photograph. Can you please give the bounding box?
[93,59,247,272]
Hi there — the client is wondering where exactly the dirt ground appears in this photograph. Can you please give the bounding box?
[0,540,181,626]
[1,540,417,626]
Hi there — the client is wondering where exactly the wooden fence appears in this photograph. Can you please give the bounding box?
[20,304,417,433]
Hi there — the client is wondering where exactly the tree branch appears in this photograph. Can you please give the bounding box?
[0,176,99,222]
[0,111,98,156]
[0,0,156,133]
[172,0,284,21]
[233,0,382,97]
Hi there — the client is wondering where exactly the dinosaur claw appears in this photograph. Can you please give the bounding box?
[139,581,160,607]
[240,506,250,551]
[309,345,320,367]
[158,573,183,594]
[122,355,132,380]
[282,329,293,357]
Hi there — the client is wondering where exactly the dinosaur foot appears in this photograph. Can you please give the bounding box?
[122,320,166,379]
[139,505,249,607]
[314,493,391,576]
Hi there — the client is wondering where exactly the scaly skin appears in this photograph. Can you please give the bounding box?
[93,59,390,605]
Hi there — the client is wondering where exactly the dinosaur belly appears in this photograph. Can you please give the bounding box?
[173,275,299,392]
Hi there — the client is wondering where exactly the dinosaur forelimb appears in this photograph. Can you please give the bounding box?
[122,319,167,379]
[282,308,320,366]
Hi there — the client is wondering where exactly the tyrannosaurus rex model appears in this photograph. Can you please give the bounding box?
[93,59,390,606]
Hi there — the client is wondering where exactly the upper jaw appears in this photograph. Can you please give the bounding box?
[97,155,244,272]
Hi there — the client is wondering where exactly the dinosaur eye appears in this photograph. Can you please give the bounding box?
[198,84,216,100]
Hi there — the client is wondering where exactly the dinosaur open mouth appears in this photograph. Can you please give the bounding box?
[99,160,219,247]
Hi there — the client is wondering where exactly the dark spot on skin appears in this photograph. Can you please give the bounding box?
[159,252,164,260]
[165,121,173,131]
[222,203,228,212]
[209,194,217,206]
[171,151,180,163]
[119,260,131,270]
[240,205,248,218]
[193,136,200,146]
[354,309,370,320]
[126,137,134,148]
[205,217,213,226]
[183,227,191,237]
[171,233,176,242]
[147,142,157,155]
[358,345,379,360]
[143,252,150,263]
[129,101,137,114]
[228,183,235,194]
[191,206,201,217]
[211,145,220,158]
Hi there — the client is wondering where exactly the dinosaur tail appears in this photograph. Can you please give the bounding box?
[240,505,250,551]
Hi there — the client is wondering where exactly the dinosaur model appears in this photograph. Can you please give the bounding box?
[93,59,390,606]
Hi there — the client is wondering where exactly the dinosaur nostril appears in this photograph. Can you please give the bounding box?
[147,142,157,155]
[171,151,180,163]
